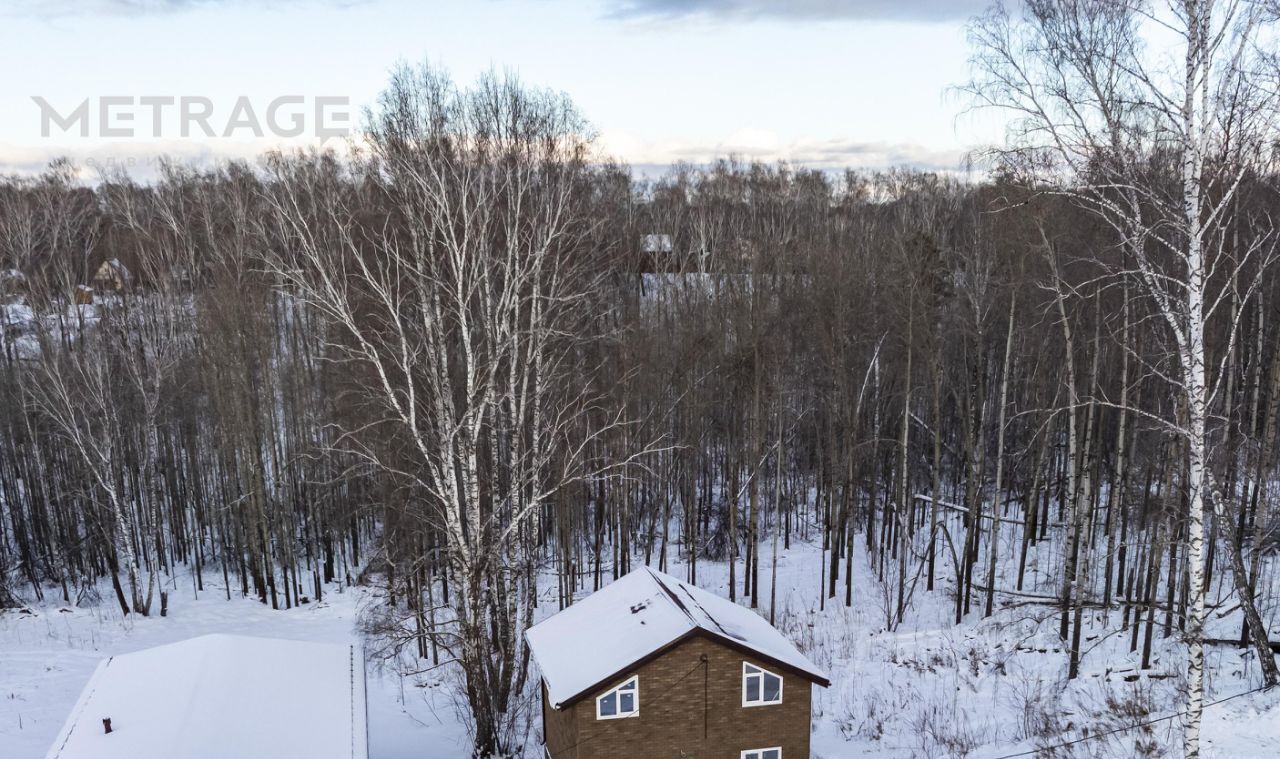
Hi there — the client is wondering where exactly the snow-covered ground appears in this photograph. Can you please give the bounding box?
[3,528,1279,758]
[0,582,466,759]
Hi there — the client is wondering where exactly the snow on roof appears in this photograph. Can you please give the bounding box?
[525,566,827,708]
[640,234,673,253]
[45,634,368,759]
[95,258,132,283]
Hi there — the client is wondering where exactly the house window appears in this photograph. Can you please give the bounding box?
[742,663,783,706]
[596,676,639,720]
[742,749,781,759]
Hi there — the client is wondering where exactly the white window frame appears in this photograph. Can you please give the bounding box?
[741,748,782,759]
[595,675,639,720]
[741,662,783,707]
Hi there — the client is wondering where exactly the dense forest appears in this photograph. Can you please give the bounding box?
[1,2,1279,757]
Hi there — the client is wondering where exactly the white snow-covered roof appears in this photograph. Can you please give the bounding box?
[45,634,368,759]
[526,566,827,708]
[640,234,673,253]
[94,258,132,283]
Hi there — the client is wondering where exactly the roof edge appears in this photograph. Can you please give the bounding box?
[549,626,830,709]
[44,657,112,759]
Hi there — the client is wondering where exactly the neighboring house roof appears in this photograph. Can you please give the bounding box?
[640,234,673,253]
[526,566,828,708]
[94,259,132,284]
[45,634,368,759]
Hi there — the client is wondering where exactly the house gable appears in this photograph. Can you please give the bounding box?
[92,258,132,291]
[526,566,827,711]
[555,626,829,711]
[545,635,811,759]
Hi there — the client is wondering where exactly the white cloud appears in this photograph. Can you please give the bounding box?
[599,128,970,174]
[1,0,360,19]
[605,0,991,23]
[2,128,968,183]
[0,138,354,181]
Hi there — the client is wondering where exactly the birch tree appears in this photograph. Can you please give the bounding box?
[966,1,1280,752]
[262,65,653,757]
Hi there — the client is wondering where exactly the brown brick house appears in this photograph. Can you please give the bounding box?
[526,567,829,759]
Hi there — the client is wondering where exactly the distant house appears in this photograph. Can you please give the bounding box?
[45,634,368,759]
[639,234,675,274]
[92,259,132,292]
[640,234,673,255]
[0,269,25,300]
[526,567,828,759]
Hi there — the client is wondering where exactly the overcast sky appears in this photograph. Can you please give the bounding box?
[0,0,1005,178]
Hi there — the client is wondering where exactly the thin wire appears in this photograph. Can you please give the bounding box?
[990,683,1273,759]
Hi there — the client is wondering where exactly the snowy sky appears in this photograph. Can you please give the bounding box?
[0,0,1007,178]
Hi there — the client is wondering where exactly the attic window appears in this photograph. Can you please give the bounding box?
[742,663,782,707]
[742,749,781,759]
[596,676,639,720]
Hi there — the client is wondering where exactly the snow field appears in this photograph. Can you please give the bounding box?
[3,524,1279,758]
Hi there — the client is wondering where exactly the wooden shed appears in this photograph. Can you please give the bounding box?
[526,566,828,759]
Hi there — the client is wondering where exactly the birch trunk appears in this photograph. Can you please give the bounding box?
[984,293,1016,618]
